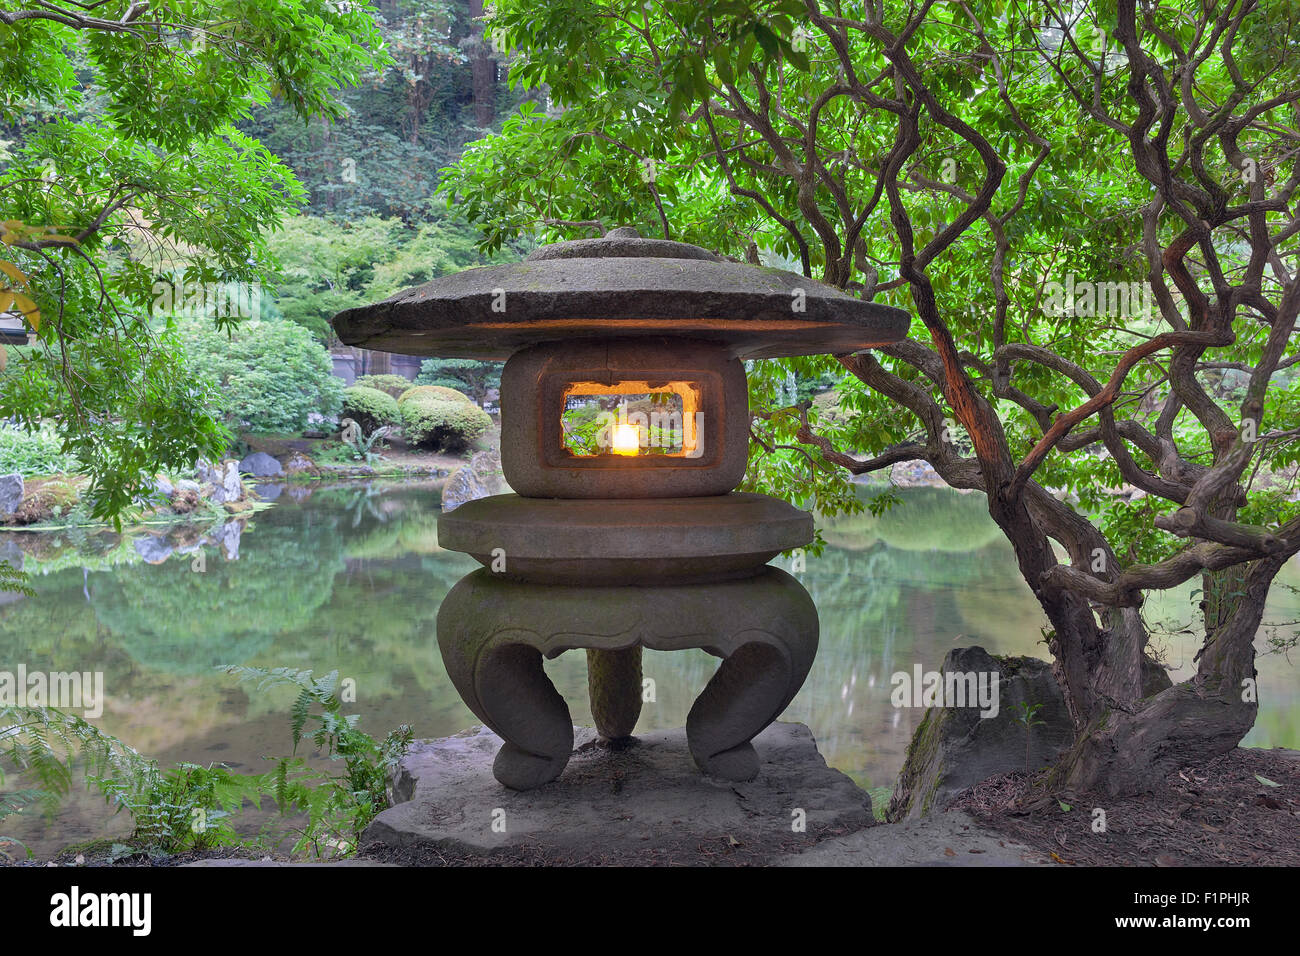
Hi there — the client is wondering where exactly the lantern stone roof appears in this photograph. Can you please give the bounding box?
[331,227,909,360]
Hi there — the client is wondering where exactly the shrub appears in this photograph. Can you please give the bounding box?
[176,318,343,434]
[341,386,401,433]
[398,384,473,406]
[401,397,491,452]
[352,374,412,399]
[0,423,80,476]
[414,358,501,405]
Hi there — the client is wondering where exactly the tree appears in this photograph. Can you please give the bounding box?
[237,0,529,224]
[0,0,390,517]
[415,357,500,404]
[441,0,1300,794]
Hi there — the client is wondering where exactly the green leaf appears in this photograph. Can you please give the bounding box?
[712,48,734,86]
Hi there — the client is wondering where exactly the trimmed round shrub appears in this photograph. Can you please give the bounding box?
[398,384,473,406]
[401,397,491,452]
[342,385,401,433]
[353,374,413,398]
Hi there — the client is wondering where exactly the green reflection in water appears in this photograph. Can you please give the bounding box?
[1,481,1295,854]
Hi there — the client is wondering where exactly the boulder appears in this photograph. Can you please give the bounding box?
[0,537,23,570]
[281,452,317,475]
[440,451,505,513]
[175,479,201,494]
[203,460,246,504]
[206,520,242,561]
[363,722,874,863]
[238,452,284,478]
[0,473,23,516]
[133,535,174,565]
[887,646,1075,821]
[194,459,220,485]
[152,475,175,498]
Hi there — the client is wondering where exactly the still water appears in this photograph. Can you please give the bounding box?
[2,481,1297,855]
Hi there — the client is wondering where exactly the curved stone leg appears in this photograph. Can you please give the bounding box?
[586,646,643,741]
[686,626,817,781]
[476,642,575,789]
[438,578,575,790]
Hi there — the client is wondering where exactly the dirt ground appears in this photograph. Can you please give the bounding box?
[949,747,1300,866]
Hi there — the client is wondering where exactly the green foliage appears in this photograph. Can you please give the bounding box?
[97,761,262,856]
[0,559,33,597]
[263,213,520,341]
[0,1,391,520]
[0,423,78,476]
[344,422,393,464]
[0,705,155,834]
[238,0,531,224]
[400,396,491,452]
[440,0,1300,644]
[342,385,402,433]
[222,666,414,856]
[415,358,501,404]
[398,384,473,405]
[352,374,413,399]
[1012,700,1048,770]
[1,662,416,861]
[177,316,343,435]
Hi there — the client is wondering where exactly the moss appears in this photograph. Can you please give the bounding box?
[4,476,85,526]
[889,705,950,821]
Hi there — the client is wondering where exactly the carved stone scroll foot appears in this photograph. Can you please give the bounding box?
[686,620,817,781]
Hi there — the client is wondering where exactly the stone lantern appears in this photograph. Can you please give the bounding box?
[333,227,907,789]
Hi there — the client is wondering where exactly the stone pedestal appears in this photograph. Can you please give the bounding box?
[436,567,818,789]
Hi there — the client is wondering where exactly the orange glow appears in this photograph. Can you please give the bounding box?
[561,379,701,458]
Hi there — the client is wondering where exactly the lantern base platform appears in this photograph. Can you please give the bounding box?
[436,492,813,585]
[436,566,818,789]
[360,721,881,864]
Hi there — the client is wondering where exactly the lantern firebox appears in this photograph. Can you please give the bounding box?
[333,227,907,789]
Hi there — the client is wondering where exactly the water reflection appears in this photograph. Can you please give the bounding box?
[1,481,1296,853]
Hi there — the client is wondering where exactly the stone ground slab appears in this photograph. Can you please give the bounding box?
[360,722,875,864]
[780,811,1051,866]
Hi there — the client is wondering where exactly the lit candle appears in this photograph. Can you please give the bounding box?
[610,422,640,455]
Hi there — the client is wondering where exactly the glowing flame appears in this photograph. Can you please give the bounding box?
[610,422,641,455]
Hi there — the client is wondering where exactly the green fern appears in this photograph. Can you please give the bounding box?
[0,560,34,597]
[221,665,413,856]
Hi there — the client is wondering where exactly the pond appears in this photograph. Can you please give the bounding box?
[2,481,1297,856]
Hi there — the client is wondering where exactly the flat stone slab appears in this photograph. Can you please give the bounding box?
[437,492,812,583]
[361,722,875,863]
[780,811,1052,867]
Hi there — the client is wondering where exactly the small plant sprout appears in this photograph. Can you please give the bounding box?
[1011,700,1047,771]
